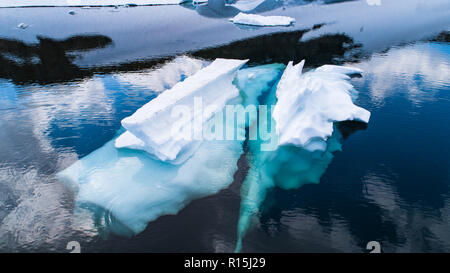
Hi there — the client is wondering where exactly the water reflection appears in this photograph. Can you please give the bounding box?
[354,40,450,106]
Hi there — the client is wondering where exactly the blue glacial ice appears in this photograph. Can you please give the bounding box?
[235,61,370,252]
[57,62,285,235]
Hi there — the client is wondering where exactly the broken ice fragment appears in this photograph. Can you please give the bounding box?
[17,23,28,29]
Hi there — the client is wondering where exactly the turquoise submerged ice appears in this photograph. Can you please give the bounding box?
[57,63,285,235]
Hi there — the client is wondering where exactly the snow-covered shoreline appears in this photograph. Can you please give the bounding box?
[0,0,204,7]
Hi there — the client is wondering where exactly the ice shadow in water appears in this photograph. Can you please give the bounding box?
[0,35,112,85]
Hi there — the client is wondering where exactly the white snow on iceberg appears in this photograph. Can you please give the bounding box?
[229,12,295,27]
[273,60,370,151]
[117,58,248,162]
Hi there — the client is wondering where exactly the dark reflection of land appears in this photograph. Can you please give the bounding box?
[0,35,112,85]
[0,26,362,85]
[432,31,450,42]
[191,29,360,67]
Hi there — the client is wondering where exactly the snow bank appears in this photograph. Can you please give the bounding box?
[58,64,284,234]
[0,0,188,7]
[229,12,295,27]
[273,60,370,151]
[117,58,248,162]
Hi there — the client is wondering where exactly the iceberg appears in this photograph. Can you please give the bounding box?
[58,63,284,235]
[117,58,248,162]
[273,61,370,151]
[229,12,295,27]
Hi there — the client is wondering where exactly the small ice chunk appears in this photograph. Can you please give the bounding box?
[272,61,370,150]
[229,12,295,27]
[118,58,248,162]
[17,23,28,29]
[315,65,363,75]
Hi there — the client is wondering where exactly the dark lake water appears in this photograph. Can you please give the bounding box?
[0,0,449,252]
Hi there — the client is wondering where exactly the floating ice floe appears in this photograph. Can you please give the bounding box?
[273,60,370,151]
[229,12,295,27]
[17,23,28,29]
[58,63,284,235]
[117,58,248,162]
[0,0,197,7]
